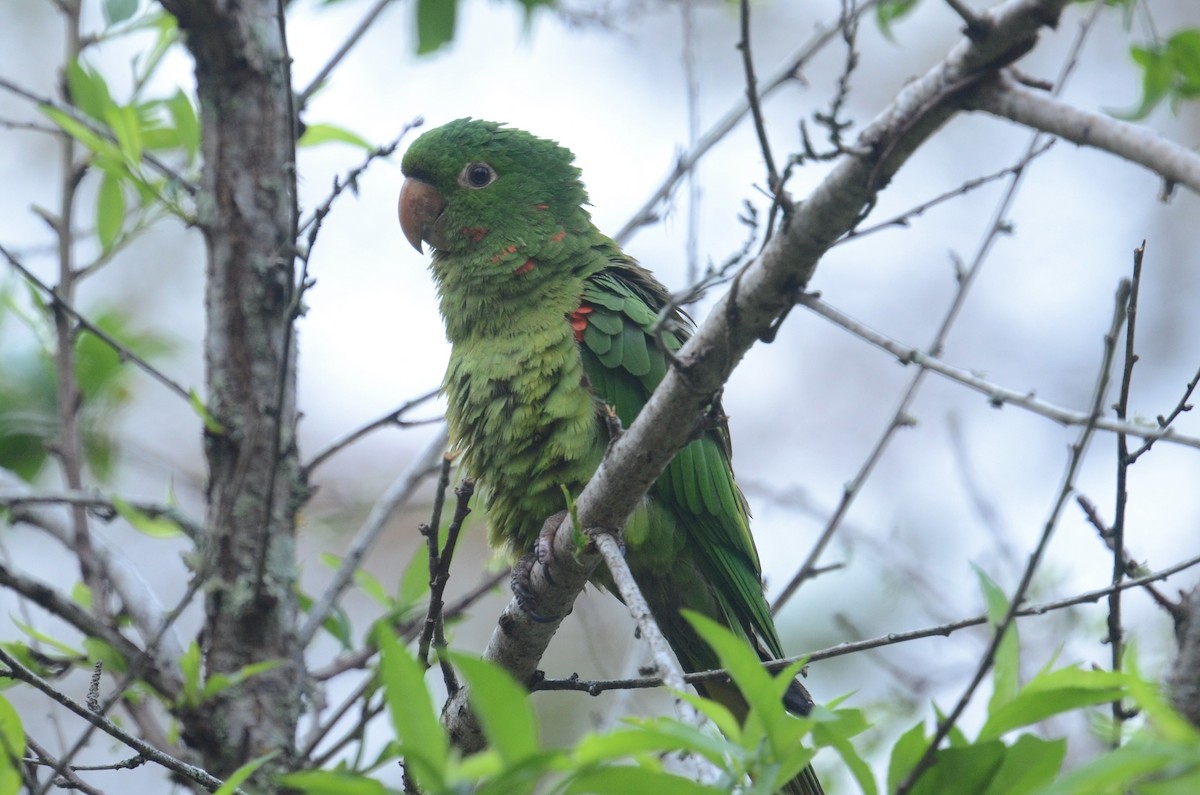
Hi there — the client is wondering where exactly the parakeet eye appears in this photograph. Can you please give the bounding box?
[459,162,496,189]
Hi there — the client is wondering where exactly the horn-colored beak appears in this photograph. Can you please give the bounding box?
[398,177,445,254]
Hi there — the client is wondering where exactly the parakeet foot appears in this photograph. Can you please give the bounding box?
[511,511,570,622]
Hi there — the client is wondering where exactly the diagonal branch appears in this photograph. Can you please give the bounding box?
[0,648,237,794]
[443,0,1076,749]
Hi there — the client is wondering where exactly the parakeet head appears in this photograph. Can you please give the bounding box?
[399,118,591,257]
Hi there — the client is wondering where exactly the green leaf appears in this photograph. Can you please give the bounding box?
[41,107,122,161]
[876,0,920,41]
[973,564,1019,712]
[103,0,139,26]
[564,765,721,795]
[911,741,1005,795]
[1116,30,1200,119]
[298,123,372,150]
[981,733,1065,795]
[676,689,741,742]
[446,650,538,764]
[811,707,874,795]
[66,60,114,122]
[416,0,457,54]
[979,665,1125,741]
[82,637,127,673]
[888,720,928,794]
[684,611,796,757]
[11,618,84,659]
[179,641,202,707]
[1042,739,1198,795]
[213,751,276,795]
[188,388,224,433]
[398,548,431,609]
[599,716,735,770]
[95,171,126,253]
[1167,30,1200,98]
[166,90,200,161]
[104,103,144,165]
[376,626,447,789]
[201,659,282,701]
[355,568,391,608]
[279,770,390,795]
[296,588,353,651]
[0,694,25,795]
[111,495,182,538]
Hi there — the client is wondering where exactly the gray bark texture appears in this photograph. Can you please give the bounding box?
[161,0,305,778]
[1168,586,1200,728]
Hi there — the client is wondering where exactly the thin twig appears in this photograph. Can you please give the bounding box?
[1075,494,1179,616]
[0,242,194,404]
[614,0,881,244]
[591,530,717,782]
[772,127,1044,614]
[794,294,1200,449]
[1128,362,1200,462]
[837,139,1053,242]
[304,388,440,475]
[535,549,1200,696]
[418,463,472,696]
[1108,242,1145,734]
[297,119,423,240]
[296,0,398,108]
[0,648,238,794]
[0,488,204,539]
[299,426,450,646]
[773,0,1107,617]
[897,278,1131,794]
[737,0,780,197]
[24,736,108,795]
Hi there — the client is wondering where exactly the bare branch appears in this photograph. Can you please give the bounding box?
[1107,241,1145,734]
[1129,362,1200,463]
[296,0,399,108]
[535,551,1200,697]
[0,562,181,699]
[968,73,1200,195]
[0,242,194,404]
[300,426,449,647]
[614,0,882,244]
[0,648,239,794]
[796,294,1200,451]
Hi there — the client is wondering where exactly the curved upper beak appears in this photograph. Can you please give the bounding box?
[398,177,445,254]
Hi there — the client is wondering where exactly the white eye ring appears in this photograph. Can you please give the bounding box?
[459,162,496,189]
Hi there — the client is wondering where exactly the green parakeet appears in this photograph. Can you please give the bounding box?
[399,118,822,795]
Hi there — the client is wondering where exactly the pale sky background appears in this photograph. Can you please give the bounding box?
[2,0,1200,790]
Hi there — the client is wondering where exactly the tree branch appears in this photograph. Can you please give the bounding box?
[535,550,1200,697]
[794,293,1200,449]
[299,425,449,647]
[0,648,239,794]
[446,0,1075,752]
[968,73,1200,195]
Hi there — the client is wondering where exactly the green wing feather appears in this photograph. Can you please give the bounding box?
[577,254,786,668]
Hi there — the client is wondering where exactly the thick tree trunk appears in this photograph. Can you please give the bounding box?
[162,0,305,778]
